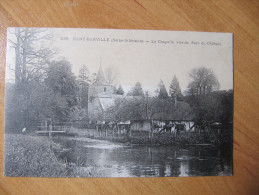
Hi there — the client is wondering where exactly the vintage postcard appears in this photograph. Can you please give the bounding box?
[4,28,233,177]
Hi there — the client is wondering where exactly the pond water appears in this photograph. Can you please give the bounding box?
[53,137,232,177]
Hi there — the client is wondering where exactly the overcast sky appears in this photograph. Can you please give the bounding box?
[6,28,233,94]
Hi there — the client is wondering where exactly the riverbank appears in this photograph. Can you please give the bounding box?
[70,128,229,146]
[4,133,232,177]
[4,134,104,177]
[4,134,67,177]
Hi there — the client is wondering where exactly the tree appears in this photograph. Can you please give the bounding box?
[5,78,58,132]
[157,80,168,99]
[44,60,78,122]
[78,65,91,84]
[127,82,144,96]
[106,98,145,122]
[9,28,55,87]
[5,28,56,131]
[45,60,77,98]
[169,75,182,99]
[78,65,90,108]
[116,85,124,95]
[184,89,233,140]
[187,67,220,95]
[184,67,221,137]
[105,95,192,122]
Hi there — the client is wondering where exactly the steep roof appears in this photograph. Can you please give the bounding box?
[98,95,138,111]
[152,101,195,121]
[99,97,115,110]
[94,65,108,85]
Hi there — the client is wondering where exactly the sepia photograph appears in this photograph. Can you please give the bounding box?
[4,28,233,177]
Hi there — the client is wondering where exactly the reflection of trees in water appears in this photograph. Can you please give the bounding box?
[123,146,182,177]
[53,138,232,177]
[187,145,232,176]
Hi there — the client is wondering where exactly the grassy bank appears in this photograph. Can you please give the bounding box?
[4,134,68,177]
[4,134,107,177]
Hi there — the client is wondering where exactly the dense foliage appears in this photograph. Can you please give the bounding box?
[5,60,80,132]
[169,75,182,99]
[184,90,233,127]
[186,67,220,95]
[127,82,144,96]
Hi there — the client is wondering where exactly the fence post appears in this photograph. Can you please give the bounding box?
[95,126,97,138]
[112,126,115,138]
[49,124,52,138]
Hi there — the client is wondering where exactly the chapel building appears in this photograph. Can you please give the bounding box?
[88,65,118,120]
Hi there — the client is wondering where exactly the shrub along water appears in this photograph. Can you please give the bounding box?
[4,134,106,177]
[4,134,69,177]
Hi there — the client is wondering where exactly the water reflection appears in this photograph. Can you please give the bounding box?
[179,162,189,177]
[54,137,232,177]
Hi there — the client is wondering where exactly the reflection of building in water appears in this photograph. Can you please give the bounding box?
[164,164,172,177]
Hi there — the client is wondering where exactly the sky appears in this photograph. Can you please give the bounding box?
[6,28,233,94]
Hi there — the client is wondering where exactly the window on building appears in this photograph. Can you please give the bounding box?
[104,87,106,92]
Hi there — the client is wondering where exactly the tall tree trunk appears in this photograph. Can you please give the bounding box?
[15,28,21,86]
[22,29,28,84]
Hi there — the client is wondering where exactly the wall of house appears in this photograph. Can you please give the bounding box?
[130,121,195,133]
[170,121,195,132]
[130,121,151,132]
